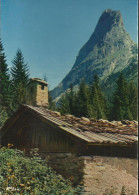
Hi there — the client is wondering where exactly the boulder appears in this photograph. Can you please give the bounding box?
[81,117,90,122]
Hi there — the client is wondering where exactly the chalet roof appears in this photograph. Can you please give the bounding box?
[1,104,138,146]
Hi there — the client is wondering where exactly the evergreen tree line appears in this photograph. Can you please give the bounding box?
[58,74,137,121]
[0,38,137,125]
[0,39,29,126]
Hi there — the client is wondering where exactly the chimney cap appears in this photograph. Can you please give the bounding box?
[30,78,48,85]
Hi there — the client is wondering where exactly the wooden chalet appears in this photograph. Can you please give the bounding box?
[0,104,138,194]
[0,104,138,157]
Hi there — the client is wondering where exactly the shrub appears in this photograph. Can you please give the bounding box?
[0,146,84,194]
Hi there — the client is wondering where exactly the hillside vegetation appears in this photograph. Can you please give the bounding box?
[0,146,83,195]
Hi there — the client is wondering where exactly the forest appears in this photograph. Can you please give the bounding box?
[58,75,137,121]
[0,39,137,127]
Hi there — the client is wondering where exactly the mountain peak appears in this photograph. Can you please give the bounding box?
[51,9,137,100]
[98,9,123,28]
[93,9,124,41]
[72,9,126,68]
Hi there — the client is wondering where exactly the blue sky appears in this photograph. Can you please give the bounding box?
[1,0,138,89]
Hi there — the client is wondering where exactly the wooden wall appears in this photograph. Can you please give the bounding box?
[1,110,86,153]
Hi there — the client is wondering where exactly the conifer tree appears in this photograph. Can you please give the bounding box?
[0,39,11,109]
[11,49,29,111]
[0,105,9,126]
[0,40,9,106]
[89,75,107,119]
[127,80,137,120]
[48,91,56,111]
[68,84,76,115]
[58,92,70,115]
[111,73,132,121]
[75,80,89,117]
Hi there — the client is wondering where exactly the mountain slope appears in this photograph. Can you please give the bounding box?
[51,9,137,100]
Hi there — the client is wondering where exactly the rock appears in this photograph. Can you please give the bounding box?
[79,120,90,125]
[51,111,61,117]
[74,117,81,121]
[81,117,90,122]
[111,121,123,126]
[133,120,138,124]
[122,120,131,125]
[98,119,109,123]
[65,114,75,118]
[90,118,97,122]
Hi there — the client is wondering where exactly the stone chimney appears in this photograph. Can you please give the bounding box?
[26,78,48,107]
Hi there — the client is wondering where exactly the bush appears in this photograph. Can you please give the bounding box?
[0,146,84,194]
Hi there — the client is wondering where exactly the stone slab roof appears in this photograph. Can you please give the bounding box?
[30,78,48,85]
[21,105,138,146]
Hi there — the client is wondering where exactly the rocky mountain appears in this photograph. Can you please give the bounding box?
[51,9,137,100]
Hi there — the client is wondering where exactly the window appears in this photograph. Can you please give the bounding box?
[41,85,44,90]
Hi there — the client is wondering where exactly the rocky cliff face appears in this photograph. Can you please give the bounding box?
[51,9,137,100]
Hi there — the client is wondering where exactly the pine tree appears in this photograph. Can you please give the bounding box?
[0,39,11,110]
[75,80,89,117]
[58,92,70,115]
[128,80,137,120]
[11,49,29,111]
[68,84,76,115]
[0,39,12,125]
[0,105,9,126]
[111,73,132,121]
[89,75,107,119]
[48,91,56,111]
